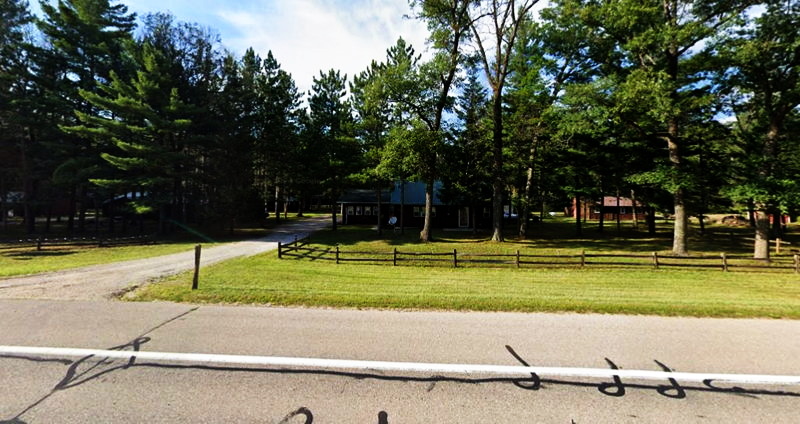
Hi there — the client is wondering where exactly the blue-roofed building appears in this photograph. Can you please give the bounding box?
[338,181,483,229]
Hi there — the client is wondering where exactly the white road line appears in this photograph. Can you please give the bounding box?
[1,345,799,386]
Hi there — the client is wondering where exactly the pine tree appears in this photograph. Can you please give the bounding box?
[307,69,359,230]
[63,42,192,234]
[37,0,136,233]
[0,0,34,233]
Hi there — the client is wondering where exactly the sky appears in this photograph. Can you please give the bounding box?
[118,0,433,95]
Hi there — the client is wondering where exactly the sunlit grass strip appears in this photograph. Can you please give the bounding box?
[0,242,214,278]
[130,252,800,319]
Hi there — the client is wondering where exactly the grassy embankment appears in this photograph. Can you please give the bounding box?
[130,218,800,319]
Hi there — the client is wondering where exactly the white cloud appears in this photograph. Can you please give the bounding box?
[218,0,430,96]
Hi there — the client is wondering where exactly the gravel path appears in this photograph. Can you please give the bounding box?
[0,216,329,301]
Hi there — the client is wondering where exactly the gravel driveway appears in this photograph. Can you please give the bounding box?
[0,217,329,301]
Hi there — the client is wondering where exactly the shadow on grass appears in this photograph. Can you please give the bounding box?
[303,219,797,257]
[2,250,78,260]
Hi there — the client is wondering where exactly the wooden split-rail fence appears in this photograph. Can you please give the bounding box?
[0,234,156,252]
[278,237,800,274]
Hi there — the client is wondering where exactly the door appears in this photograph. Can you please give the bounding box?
[458,207,470,228]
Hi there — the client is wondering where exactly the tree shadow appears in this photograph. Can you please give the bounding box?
[3,251,78,260]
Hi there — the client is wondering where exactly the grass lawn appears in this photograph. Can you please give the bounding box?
[130,219,800,319]
[0,213,329,278]
[0,242,211,278]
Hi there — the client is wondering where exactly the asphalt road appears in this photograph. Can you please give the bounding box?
[2,300,799,423]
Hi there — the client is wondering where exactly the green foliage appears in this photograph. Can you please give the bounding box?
[307,69,360,201]
[64,42,193,217]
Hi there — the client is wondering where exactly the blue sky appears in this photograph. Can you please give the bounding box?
[117,0,431,94]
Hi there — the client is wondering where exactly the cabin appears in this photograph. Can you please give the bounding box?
[338,181,482,229]
[569,196,646,221]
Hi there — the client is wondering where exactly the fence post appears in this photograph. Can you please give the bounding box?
[581,250,586,268]
[453,249,458,268]
[336,245,340,264]
[794,254,799,274]
[775,238,782,254]
[516,250,520,268]
[192,244,201,290]
[36,237,42,251]
[393,248,397,266]
[294,235,298,245]
[278,241,282,259]
[721,252,728,272]
[652,252,659,270]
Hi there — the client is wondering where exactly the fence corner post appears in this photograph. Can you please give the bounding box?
[192,244,201,290]
[721,252,728,272]
[581,250,585,268]
[453,248,458,268]
[393,247,397,266]
[652,252,659,270]
[516,250,520,268]
[336,245,340,264]
[277,241,282,259]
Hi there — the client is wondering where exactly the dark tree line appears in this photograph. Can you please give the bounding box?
[2,0,799,260]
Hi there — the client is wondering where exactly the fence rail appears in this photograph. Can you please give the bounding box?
[0,234,156,251]
[277,238,800,274]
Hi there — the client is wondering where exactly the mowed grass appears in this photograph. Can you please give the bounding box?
[131,219,800,318]
[0,242,211,278]
[0,214,326,278]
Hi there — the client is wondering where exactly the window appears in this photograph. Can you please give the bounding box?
[356,206,362,215]
[347,206,354,215]
[619,207,627,214]
[413,206,435,217]
[364,206,372,216]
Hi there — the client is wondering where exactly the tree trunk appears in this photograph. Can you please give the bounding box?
[400,180,405,235]
[490,85,504,242]
[67,186,76,235]
[747,199,756,227]
[575,196,582,236]
[754,120,782,258]
[21,132,36,235]
[616,191,621,234]
[470,201,477,235]
[664,4,688,255]
[78,185,87,233]
[698,212,705,236]
[647,206,656,235]
[519,138,537,239]
[376,187,382,236]
[772,210,783,238]
[420,180,433,242]
[274,184,281,225]
[754,209,770,260]
[667,129,688,256]
[45,205,52,234]
[631,190,639,230]
[23,182,36,235]
[597,193,605,233]
[331,198,338,231]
